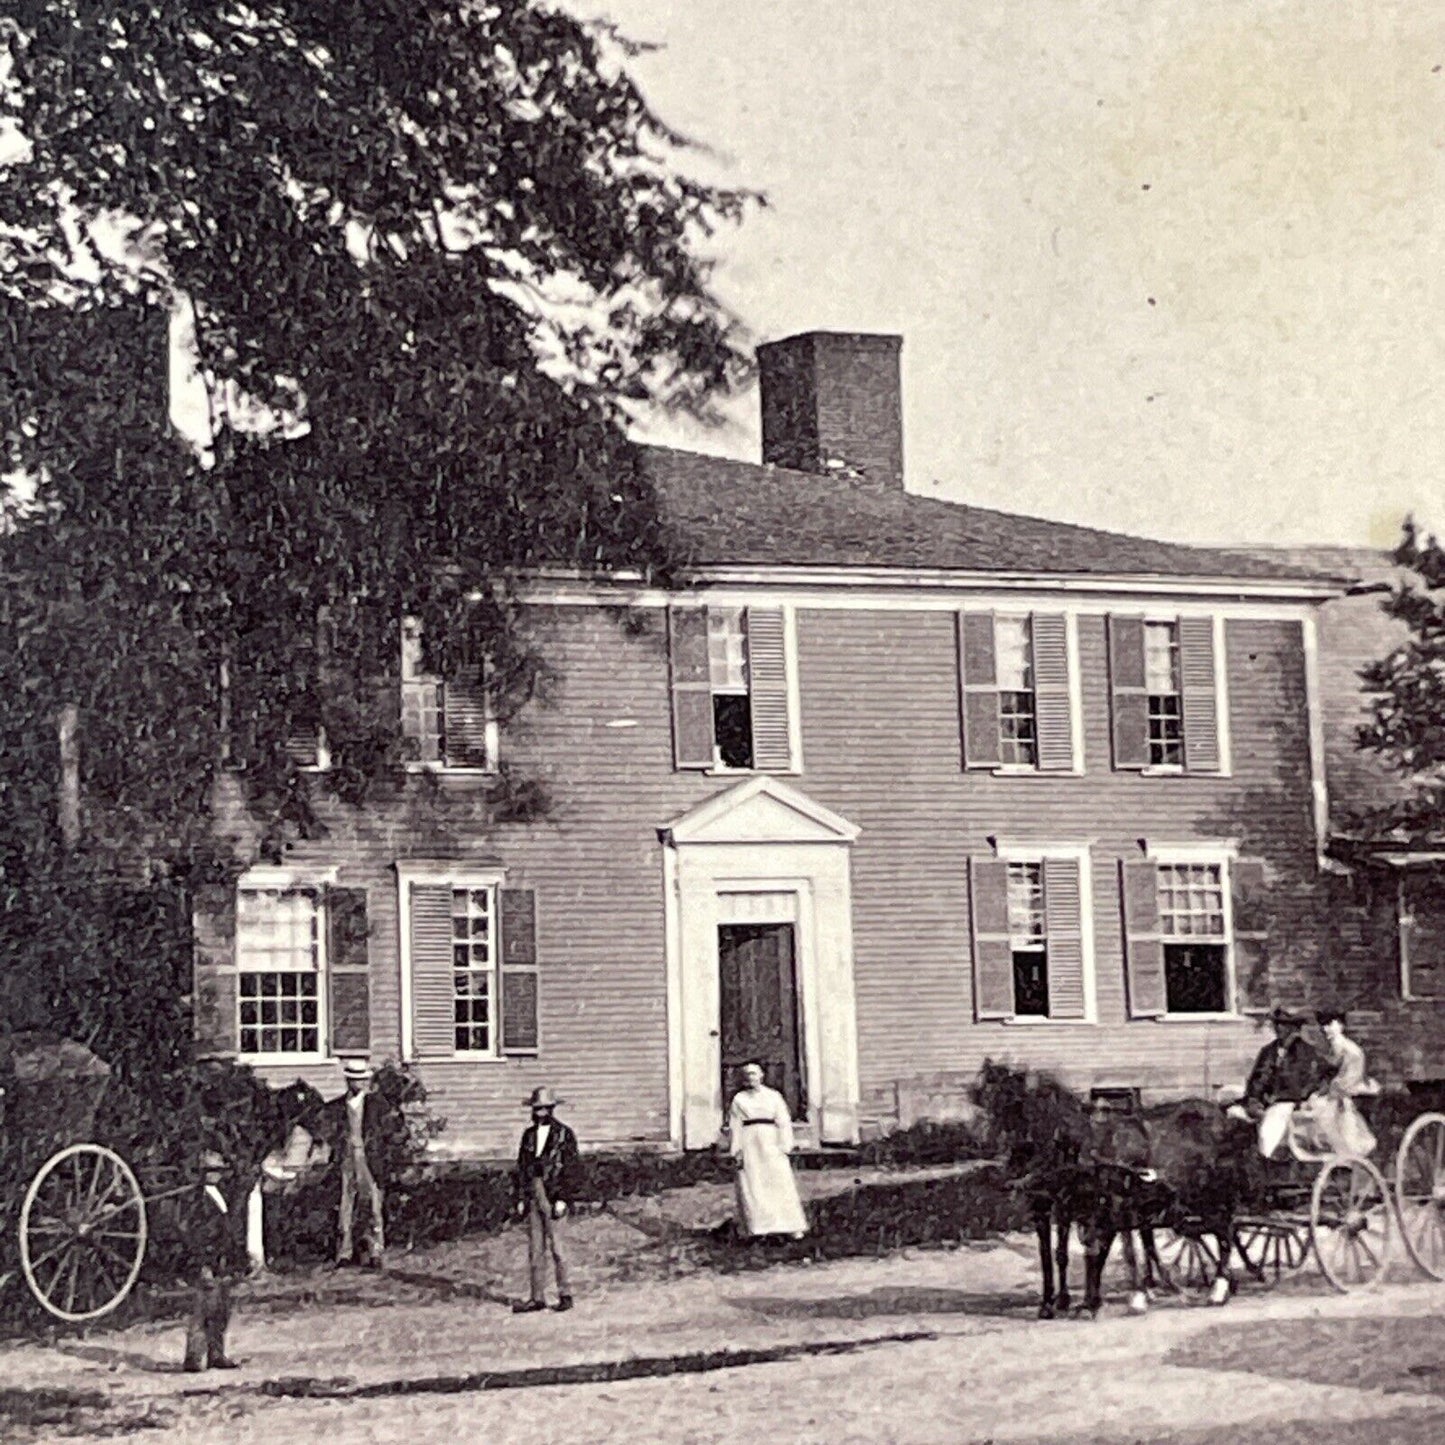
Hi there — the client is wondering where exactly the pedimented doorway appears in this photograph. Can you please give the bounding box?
[659,777,861,1149]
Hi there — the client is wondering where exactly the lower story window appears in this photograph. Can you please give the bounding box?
[1158,862,1229,1013]
[237,888,322,1054]
[452,886,494,1052]
[1007,862,1049,1017]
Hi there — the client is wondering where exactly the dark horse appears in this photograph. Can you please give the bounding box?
[974,1061,1259,1317]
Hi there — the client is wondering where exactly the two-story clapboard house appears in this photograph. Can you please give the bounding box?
[194,330,1347,1155]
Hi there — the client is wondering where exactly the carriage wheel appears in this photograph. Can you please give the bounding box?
[1234,1218,1310,1288]
[19,1144,147,1323]
[1154,1226,1222,1299]
[1310,1157,1390,1294]
[1396,1112,1445,1281]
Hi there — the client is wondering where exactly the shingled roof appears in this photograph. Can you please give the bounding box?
[644,446,1341,585]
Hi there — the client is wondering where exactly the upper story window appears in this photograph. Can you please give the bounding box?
[958,611,1076,773]
[1108,615,1226,775]
[236,887,323,1057]
[400,618,497,772]
[1144,621,1184,767]
[668,605,797,774]
[1399,870,1445,1001]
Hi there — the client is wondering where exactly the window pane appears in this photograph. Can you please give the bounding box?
[713,693,754,769]
[1144,621,1180,692]
[451,885,495,1051]
[707,607,749,693]
[995,617,1033,691]
[1156,865,1226,942]
[1164,943,1228,1013]
[1006,862,1046,942]
[1012,948,1050,1016]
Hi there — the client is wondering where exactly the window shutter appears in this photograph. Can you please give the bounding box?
[1031,613,1073,772]
[969,857,1015,1019]
[1043,856,1087,1019]
[1179,616,1221,773]
[443,681,490,768]
[327,885,372,1054]
[668,606,714,770]
[1108,616,1150,770]
[285,724,322,769]
[500,888,540,1055]
[409,883,455,1059]
[192,883,238,1057]
[746,607,792,772]
[1231,857,1271,1014]
[1120,859,1166,1017]
[958,611,1002,770]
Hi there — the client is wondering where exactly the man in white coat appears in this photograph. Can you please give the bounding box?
[728,1063,808,1240]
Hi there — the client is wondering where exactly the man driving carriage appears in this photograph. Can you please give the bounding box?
[1227,1006,1329,1158]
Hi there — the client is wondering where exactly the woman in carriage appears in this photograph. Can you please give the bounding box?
[1302,1010,1379,1159]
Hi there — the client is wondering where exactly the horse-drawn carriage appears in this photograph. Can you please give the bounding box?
[1146,1099,1445,1298]
[0,1033,196,1323]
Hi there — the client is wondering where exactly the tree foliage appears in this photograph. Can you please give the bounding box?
[0,1,755,883]
[1356,518,1445,841]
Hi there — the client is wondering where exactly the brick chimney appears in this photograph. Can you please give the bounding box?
[757,331,904,489]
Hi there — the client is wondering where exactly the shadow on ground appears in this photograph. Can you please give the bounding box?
[731,1285,1039,1321]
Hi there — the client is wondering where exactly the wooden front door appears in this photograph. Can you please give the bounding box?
[718,922,804,1119]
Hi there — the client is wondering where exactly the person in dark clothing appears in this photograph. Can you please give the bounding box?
[323,1058,396,1269]
[512,1086,581,1314]
[1231,1007,1328,1158]
[182,1150,242,1372]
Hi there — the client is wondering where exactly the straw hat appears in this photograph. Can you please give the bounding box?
[342,1058,373,1083]
[525,1086,562,1110]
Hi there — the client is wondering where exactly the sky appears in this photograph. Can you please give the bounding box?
[574,0,1445,548]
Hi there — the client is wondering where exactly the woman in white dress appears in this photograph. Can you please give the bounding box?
[1308,1010,1378,1158]
[728,1063,808,1239]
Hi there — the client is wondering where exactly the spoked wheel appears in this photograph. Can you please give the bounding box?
[19,1143,147,1323]
[1396,1112,1445,1281]
[1154,1226,1223,1299]
[1310,1156,1390,1293]
[1234,1218,1310,1288]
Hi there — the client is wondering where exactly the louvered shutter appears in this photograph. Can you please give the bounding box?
[1108,616,1151,770]
[1043,856,1087,1019]
[668,606,714,770]
[746,607,792,771]
[442,618,491,768]
[1231,858,1271,1014]
[285,725,323,768]
[1121,860,1167,1017]
[192,883,239,1057]
[410,883,455,1059]
[958,612,1002,769]
[969,857,1015,1019]
[327,886,372,1054]
[1179,616,1222,773]
[1031,613,1073,772]
[500,888,540,1055]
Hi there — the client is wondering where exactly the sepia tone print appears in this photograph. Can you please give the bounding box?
[2,3,1444,1442]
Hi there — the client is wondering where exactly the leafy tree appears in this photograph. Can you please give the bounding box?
[1356,519,1445,842]
[0,1,754,863]
[0,3,755,1074]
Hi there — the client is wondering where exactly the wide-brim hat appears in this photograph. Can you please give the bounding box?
[525,1086,562,1110]
[199,1149,227,1172]
[342,1058,373,1082]
[1269,1006,1306,1027]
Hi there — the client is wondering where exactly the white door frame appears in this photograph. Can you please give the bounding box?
[659,778,861,1149]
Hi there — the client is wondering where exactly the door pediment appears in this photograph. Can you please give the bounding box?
[661,777,860,847]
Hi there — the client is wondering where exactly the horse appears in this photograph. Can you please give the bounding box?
[973,1062,1243,1318]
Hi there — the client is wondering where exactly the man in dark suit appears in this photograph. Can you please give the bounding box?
[182,1150,242,1372]
[512,1086,581,1313]
[325,1058,396,1269]
[1236,1007,1328,1157]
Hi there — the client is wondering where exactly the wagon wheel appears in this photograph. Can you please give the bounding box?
[19,1143,147,1323]
[1234,1217,1310,1288]
[1395,1112,1445,1281]
[1310,1156,1390,1294]
[1153,1225,1222,1299]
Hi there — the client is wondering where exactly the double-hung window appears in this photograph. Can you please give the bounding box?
[236,886,323,1057]
[969,848,1092,1021]
[1120,851,1269,1018]
[668,604,796,773]
[1108,614,1226,773]
[400,617,496,771]
[400,866,540,1060]
[958,611,1075,772]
